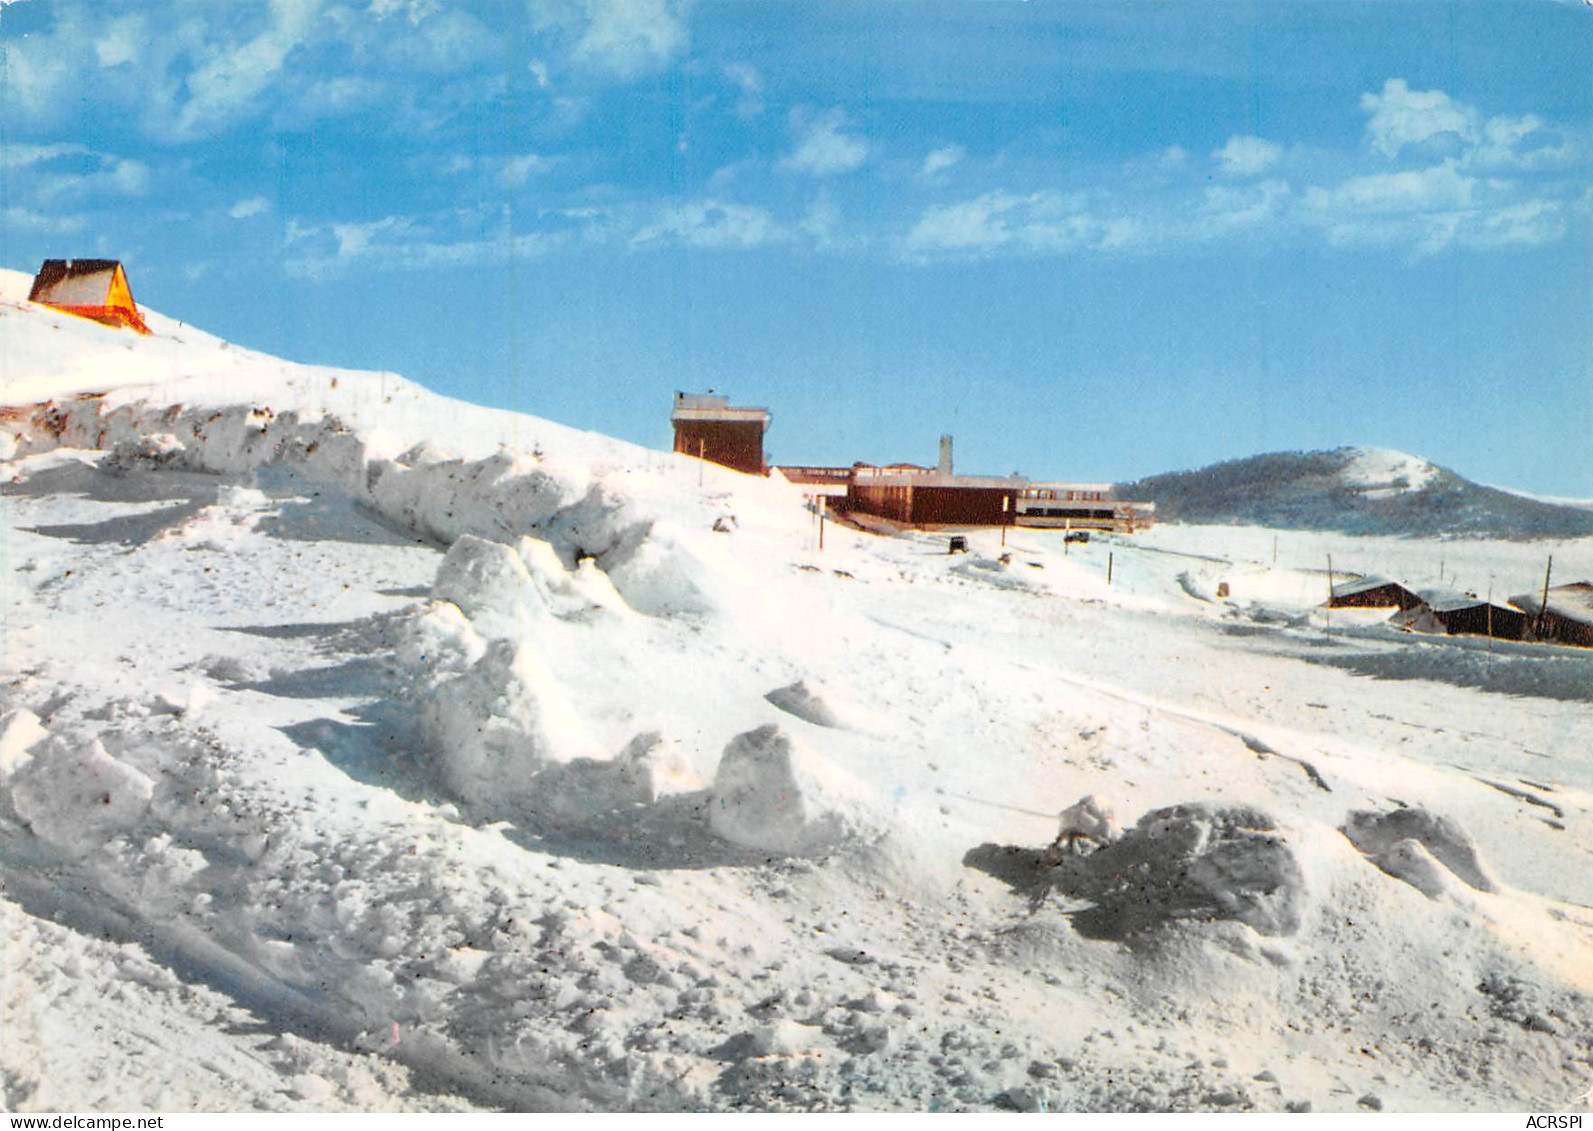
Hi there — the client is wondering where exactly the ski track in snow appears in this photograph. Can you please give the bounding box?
[4,270,1593,1112]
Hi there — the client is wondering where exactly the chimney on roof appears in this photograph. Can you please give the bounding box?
[938,434,954,476]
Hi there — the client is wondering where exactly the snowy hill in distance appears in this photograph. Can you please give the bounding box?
[4,266,1593,1113]
[1118,447,1593,540]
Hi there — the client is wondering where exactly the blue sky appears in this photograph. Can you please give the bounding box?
[3,0,1590,494]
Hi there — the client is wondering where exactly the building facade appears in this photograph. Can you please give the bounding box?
[670,393,771,476]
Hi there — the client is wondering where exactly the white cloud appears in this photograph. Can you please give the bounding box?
[1212,135,1281,177]
[499,153,561,188]
[904,177,1301,261]
[800,189,841,250]
[1304,160,1475,217]
[331,217,406,261]
[1471,113,1578,171]
[707,157,758,191]
[1462,199,1565,249]
[903,191,1094,257]
[778,109,868,177]
[1,15,75,121]
[284,210,560,277]
[33,156,151,203]
[1097,216,1152,251]
[2,143,149,207]
[164,0,326,141]
[1297,159,1567,257]
[229,196,271,219]
[1197,179,1290,234]
[368,0,440,23]
[93,15,146,67]
[378,9,496,71]
[0,143,89,170]
[905,192,1023,253]
[1,206,88,236]
[533,0,690,79]
[284,75,386,125]
[921,145,965,177]
[725,62,764,119]
[1360,78,1477,160]
[1159,145,1189,168]
[632,199,781,249]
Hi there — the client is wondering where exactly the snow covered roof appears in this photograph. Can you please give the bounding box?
[670,392,771,428]
[1331,575,1411,599]
[1418,589,1506,614]
[1509,581,1593,624]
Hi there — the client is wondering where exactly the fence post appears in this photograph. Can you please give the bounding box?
[1326,554,1334,636]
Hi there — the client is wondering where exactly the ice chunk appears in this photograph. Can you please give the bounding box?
[9,737,154,856]
[709,724,876,856]
[1051,795,1120,854]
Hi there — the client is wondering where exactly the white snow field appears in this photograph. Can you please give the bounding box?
[3,267,1593,1112]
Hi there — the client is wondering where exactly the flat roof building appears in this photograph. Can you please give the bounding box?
[671,392,771,476]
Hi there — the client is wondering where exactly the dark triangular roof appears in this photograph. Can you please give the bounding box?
[28,259,127,302]
[1331,575,1410,598]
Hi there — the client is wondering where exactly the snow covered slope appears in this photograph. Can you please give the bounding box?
[5,271,1593,1112]
[1118,447,1593,539]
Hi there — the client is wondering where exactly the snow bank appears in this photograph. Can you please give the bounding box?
[1342,807,1498,896]
[525,731,702,825]
[0,709,49,785]
[102,433,192,475]
[432,535,557,635]
[2,395,685,607]
[7,735,154,857]
[419,639,605,813]
[602,522,722,617]
[709,724,879,855]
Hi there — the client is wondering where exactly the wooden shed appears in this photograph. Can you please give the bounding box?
[1410,592,1531,640]
[1329,576,1423,611]
[28,259,151,334]
[670,392,770,476]
[1510,582,1593,648]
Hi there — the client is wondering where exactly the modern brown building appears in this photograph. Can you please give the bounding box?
[840,471,1152,530]
[28,259,151,335]
[777,435,1152,531]
[670,392,771,475]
